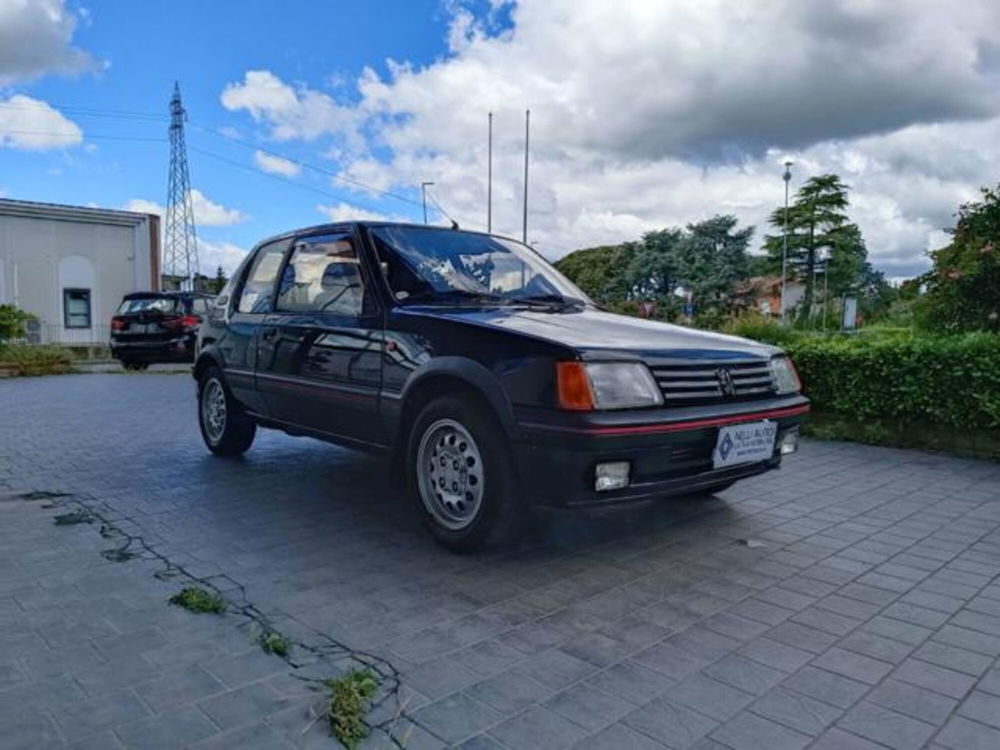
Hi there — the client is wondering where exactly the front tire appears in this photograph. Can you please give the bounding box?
[198,367,256,456]
[408,395,523,552]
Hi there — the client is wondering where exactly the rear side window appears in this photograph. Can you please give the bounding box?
[191,297,211,314]
[237,240,289,313]
[276,233,369,316]
[118,296,177,314]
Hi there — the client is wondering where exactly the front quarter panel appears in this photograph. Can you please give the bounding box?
[381,308,575,440]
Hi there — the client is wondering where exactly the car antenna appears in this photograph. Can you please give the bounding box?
[450,220,460,230]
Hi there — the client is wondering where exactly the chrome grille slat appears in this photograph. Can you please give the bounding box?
[650,359,776,404]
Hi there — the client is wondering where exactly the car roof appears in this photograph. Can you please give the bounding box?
[250,220,524,254]
[122,291,214,300]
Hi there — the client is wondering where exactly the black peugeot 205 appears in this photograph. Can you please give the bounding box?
[193,222,808,551]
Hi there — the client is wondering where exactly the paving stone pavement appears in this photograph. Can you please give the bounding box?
[3,373,1000,749]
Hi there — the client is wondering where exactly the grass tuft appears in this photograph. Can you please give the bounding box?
[324,669,378,749]
[53,511,92,525]
[253,627,291,657]
[168,586,226,614]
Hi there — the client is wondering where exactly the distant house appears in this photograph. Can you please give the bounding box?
[0,199,160,345]
[735,275,805,317]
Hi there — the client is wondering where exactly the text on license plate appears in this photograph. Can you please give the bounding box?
[712,420,777,469]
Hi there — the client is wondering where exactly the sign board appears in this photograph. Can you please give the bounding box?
[842,296,858,330]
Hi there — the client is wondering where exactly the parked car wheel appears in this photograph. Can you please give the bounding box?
[408,395,523,552]
[198,366,256,456]
[122,361,149,371]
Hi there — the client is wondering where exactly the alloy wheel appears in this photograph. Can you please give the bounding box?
[416,418,485,531]
[201,378,227,443]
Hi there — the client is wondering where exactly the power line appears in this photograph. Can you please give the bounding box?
[0,101,165,121]
[188,122,426,209]
[0,128,165,143]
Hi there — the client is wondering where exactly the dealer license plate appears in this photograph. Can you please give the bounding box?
[712,420,777,469]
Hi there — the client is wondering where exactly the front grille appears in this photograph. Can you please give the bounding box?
[650,359,775,405]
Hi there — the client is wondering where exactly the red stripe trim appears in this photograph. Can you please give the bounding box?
[522,404,810,437]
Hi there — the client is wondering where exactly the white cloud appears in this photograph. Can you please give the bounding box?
[189,189,245,226]
[123,198,162,216]
[220,0,1000,278]
[220,70,361,144]
[253,149,300,177]
[0,94,82,150]
[123,198,248,276]
[198,239,248,276]
[0,0,101,84]
[316,202,403,223]
[123,190,245,227]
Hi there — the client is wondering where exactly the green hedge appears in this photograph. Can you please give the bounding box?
[785,332,1000,429]
[0,344,74,376]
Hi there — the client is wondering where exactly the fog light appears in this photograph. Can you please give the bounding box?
[595,461,630,491]
[779,429,800,455]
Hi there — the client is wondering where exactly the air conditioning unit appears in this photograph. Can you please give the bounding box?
[25,318,41,344]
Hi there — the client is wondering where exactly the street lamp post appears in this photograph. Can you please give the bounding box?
[780,161,793,324]
[421,181,434,224]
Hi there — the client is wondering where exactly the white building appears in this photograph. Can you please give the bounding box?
[0,199,160,345]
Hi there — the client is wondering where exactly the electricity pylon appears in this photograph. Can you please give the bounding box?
[163,82,198,290]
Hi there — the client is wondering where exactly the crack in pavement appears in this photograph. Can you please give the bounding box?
[19,489,423,748]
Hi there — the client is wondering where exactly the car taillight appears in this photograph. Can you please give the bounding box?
[160,315,201,332]
[556,361,595,411]
[111,316,127,331]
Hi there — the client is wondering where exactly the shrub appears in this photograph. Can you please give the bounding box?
[0,304,34,343]
[0,344,73,375]
[720,314,805,347]
[785,332,1000,429]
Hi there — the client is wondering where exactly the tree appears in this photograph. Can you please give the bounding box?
[624,230,682,303]
[764,174,851,314]
[916,183,1000,331]
[209,265,228,294]
[554,244,634,304]
[674,215,752,313]
[555,215,754,317]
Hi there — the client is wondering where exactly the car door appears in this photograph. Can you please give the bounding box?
[255,230,385,446]
[221,238,291,414]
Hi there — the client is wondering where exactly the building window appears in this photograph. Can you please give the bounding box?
[64,288,92,328]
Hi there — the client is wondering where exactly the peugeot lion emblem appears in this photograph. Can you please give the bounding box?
[716,367,736,397]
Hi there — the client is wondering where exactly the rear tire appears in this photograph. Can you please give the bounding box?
[122,361,149,371]
[198,366,256,456]
[407,395,523,552]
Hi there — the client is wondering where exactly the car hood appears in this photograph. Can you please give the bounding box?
[403,306,778,360]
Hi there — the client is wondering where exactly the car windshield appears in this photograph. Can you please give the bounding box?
[117,296,178,314]
[371,225,591,307]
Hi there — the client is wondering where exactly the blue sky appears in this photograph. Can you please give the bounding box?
[2,0,498,270]
[2,1,1000,278]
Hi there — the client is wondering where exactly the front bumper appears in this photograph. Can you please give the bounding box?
[109,335,196,363]
[513,396,809,509]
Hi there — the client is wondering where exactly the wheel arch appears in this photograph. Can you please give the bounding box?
[193,347,225,382]
[391,358,520,470]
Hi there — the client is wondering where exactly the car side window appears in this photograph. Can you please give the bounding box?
[191,297,210,314]
[236,240,289,314]
[276,233,370,316]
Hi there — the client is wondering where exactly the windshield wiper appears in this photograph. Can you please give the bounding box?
[401,289,508,306]
[510,293,586,308]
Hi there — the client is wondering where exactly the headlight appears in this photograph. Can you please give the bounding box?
[770,356,801,394]
[556,361,663,410]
